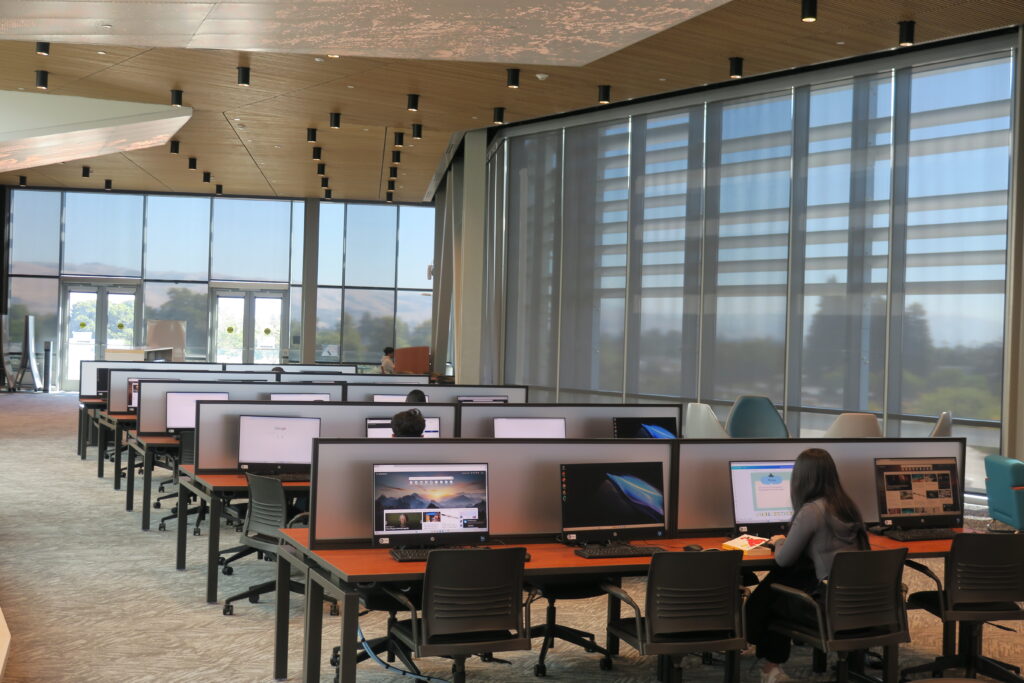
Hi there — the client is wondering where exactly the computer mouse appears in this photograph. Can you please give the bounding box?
[684,544,703,552]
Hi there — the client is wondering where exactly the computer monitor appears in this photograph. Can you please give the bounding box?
[612,417,678,439]
[457,395,509,404]
[127,378,140,410]
[728,460,796,537]
[165,392,230,431]
[372,463,489,547]
[373,394,424,403]
[874,457,963,529]
[493,417,566,438]
[560,462,666,544]
[365,417,441,438]
[237,415,322,474]
[268,393,331,402]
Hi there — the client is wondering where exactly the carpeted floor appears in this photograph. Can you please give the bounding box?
[0,392,1021,682]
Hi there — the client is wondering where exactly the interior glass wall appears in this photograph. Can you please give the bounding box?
[493,43,1014,492]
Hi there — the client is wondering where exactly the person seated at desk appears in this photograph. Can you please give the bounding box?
[391,408,425,438]
[405,389,427,403]
[745,448,869,683]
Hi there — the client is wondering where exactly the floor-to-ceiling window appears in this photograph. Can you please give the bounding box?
[493,37,1015,492]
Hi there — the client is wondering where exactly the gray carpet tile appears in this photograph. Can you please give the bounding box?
[0,392,1021,682]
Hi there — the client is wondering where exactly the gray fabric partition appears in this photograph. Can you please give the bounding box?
[344,384,528,403]
[675,438,965,530]
[311,440,673,545]
[457,403,682,438]
[195,402,458,472]
[224,363,356,373]
[137,381,344,434]
[107,370,278,413]
[80,360,221,397]
[339,374,430,384]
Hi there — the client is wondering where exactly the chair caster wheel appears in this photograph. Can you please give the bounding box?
[222,566,234,576]
[330,603,339,616]
[534,663,546,677]
[153,501,161,509]
[223,603,234,615]
[330,653,340,667]
[158,522,166,531]
[248,594,259,604]
[158,485,165,493]
[193,527,201,536]
[599,657,613,671]
[218,557,226,565]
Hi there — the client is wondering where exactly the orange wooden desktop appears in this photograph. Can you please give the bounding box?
[124,429,181,528]
[94,409,136,485]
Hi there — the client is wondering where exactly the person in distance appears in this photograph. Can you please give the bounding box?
[380,346,395,374]
[745,448,869,683]
[391,408,425,438]
[405,389,427,403]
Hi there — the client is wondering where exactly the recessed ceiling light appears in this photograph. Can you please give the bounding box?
[96,50,107,55]
[836,40,845,45]
[273,145,281,149]
[346,85,355,89]
[536,73,549,81]
[233,117,240,121]
[658,77,667,82]
[471,116,478,120]
[101,24,112,29]
[327,54,340,59]
[313,57,324,62]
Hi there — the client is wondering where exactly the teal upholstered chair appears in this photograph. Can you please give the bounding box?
[984,454,1024,531]
[725,395,789,439]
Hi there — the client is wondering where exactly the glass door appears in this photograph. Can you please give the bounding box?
[61,283,140,389]
[212,290,285,364]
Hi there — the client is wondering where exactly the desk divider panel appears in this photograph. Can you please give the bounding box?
[195,402,459,473]
[310,439,675,548]
[80,360,221,397]
[282,371,357,384]
[675,438,966,531]
[336,374,430,385]
[344,384,528,404]
[457,403,683,439]
[224,363,357,373]
[137,381,345,434]
[107,370,278,413]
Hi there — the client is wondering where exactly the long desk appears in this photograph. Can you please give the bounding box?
[124,430,180,530]
[78,397,105,458]
[176,466,309,603]
[94,410,136,487]
[273,529,960,683]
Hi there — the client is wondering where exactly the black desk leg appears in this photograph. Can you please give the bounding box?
[605,580,621,656]
[274,551,292,680]
[97,425,108,478]
[302,574,325,683]
[126,447,135,511]
[176,483,188,570]
[206,495,222,604]
[77,406,87,457]
[113,425,123,491]
[337,584,361,683]
[141,448,154,531]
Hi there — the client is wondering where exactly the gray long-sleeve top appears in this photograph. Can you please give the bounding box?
[773,498,864,580]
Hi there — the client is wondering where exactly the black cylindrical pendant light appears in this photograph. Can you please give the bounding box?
[188,157,197,170]
[898,20,915,46]
[492,107,505,124]
[215,184,223,195]
[394,132,404,147]
[406,93,419,111]
[316,162,326,175]
[386,191,394,203]
[104,179,112,191]
[202,171,211,183]
[312,146,322,160]
[801,0,816,22]
[170,89,183,107]
[389,166,398,179]
[36,42,50,56]
[307,127,317,143]
[329,112,341,128]
[729,57,743,79]
[35,70,48,89]
[18,176,27,187]
[387,180,395,191]
[411,123,423,139]
[506,68,520,88]
[597,85,611,104]
[392,150,401,165]
[237,66,250,86]
[169,140,180,154]
[324,189,332,199]
[321,177,329,188]
[82,166,91,178]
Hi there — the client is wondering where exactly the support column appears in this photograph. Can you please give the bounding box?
[453,129,488,384]
[300,198,319,364]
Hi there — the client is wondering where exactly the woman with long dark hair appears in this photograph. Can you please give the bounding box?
[745,448,868,683]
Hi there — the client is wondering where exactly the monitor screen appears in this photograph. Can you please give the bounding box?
[457,395,509,404]
[729,460,795,533]
[493,417,566,438]
[237,415,322,472]
[612,417,678,439]
[127,378,140,409]
[366,417,440,439]
[560,462,666,543]
[372,463,489,546]
[165,392,230,430]
[372,394,418,403]
[874,457,962,528]
[268,393,331,402]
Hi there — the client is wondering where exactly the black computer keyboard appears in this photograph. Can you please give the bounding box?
[268,472,309,482]
[884,527,956,542]
[574,544,664,559]
[389,547,532,563]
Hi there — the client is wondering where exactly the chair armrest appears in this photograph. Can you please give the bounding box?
[601,582,644,644]
[522,587,541,635]
[382,585,420,643]
[903,559,942,590]
[769,583,828,645]
[286,512,309,528]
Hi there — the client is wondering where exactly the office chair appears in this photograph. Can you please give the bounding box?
[526,576,613,676]
[822,412,882,438]
[766,548,908,683]
[684,402,730,438]
[384,548,534,683]
[930,411,953,437]
[601,550,746,683]
[984,454,1024,531]
[902,534,1024,683]
[726,395,789,438]
[222,473,336,616]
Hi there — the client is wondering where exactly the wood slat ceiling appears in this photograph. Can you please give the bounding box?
[0,0,1020,203]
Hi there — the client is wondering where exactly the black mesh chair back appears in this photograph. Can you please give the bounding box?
[945,533,1024,608]
[422,547,526,642]
[645,550,743,641]
[244,473,289,538]
[825,548,907,637]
